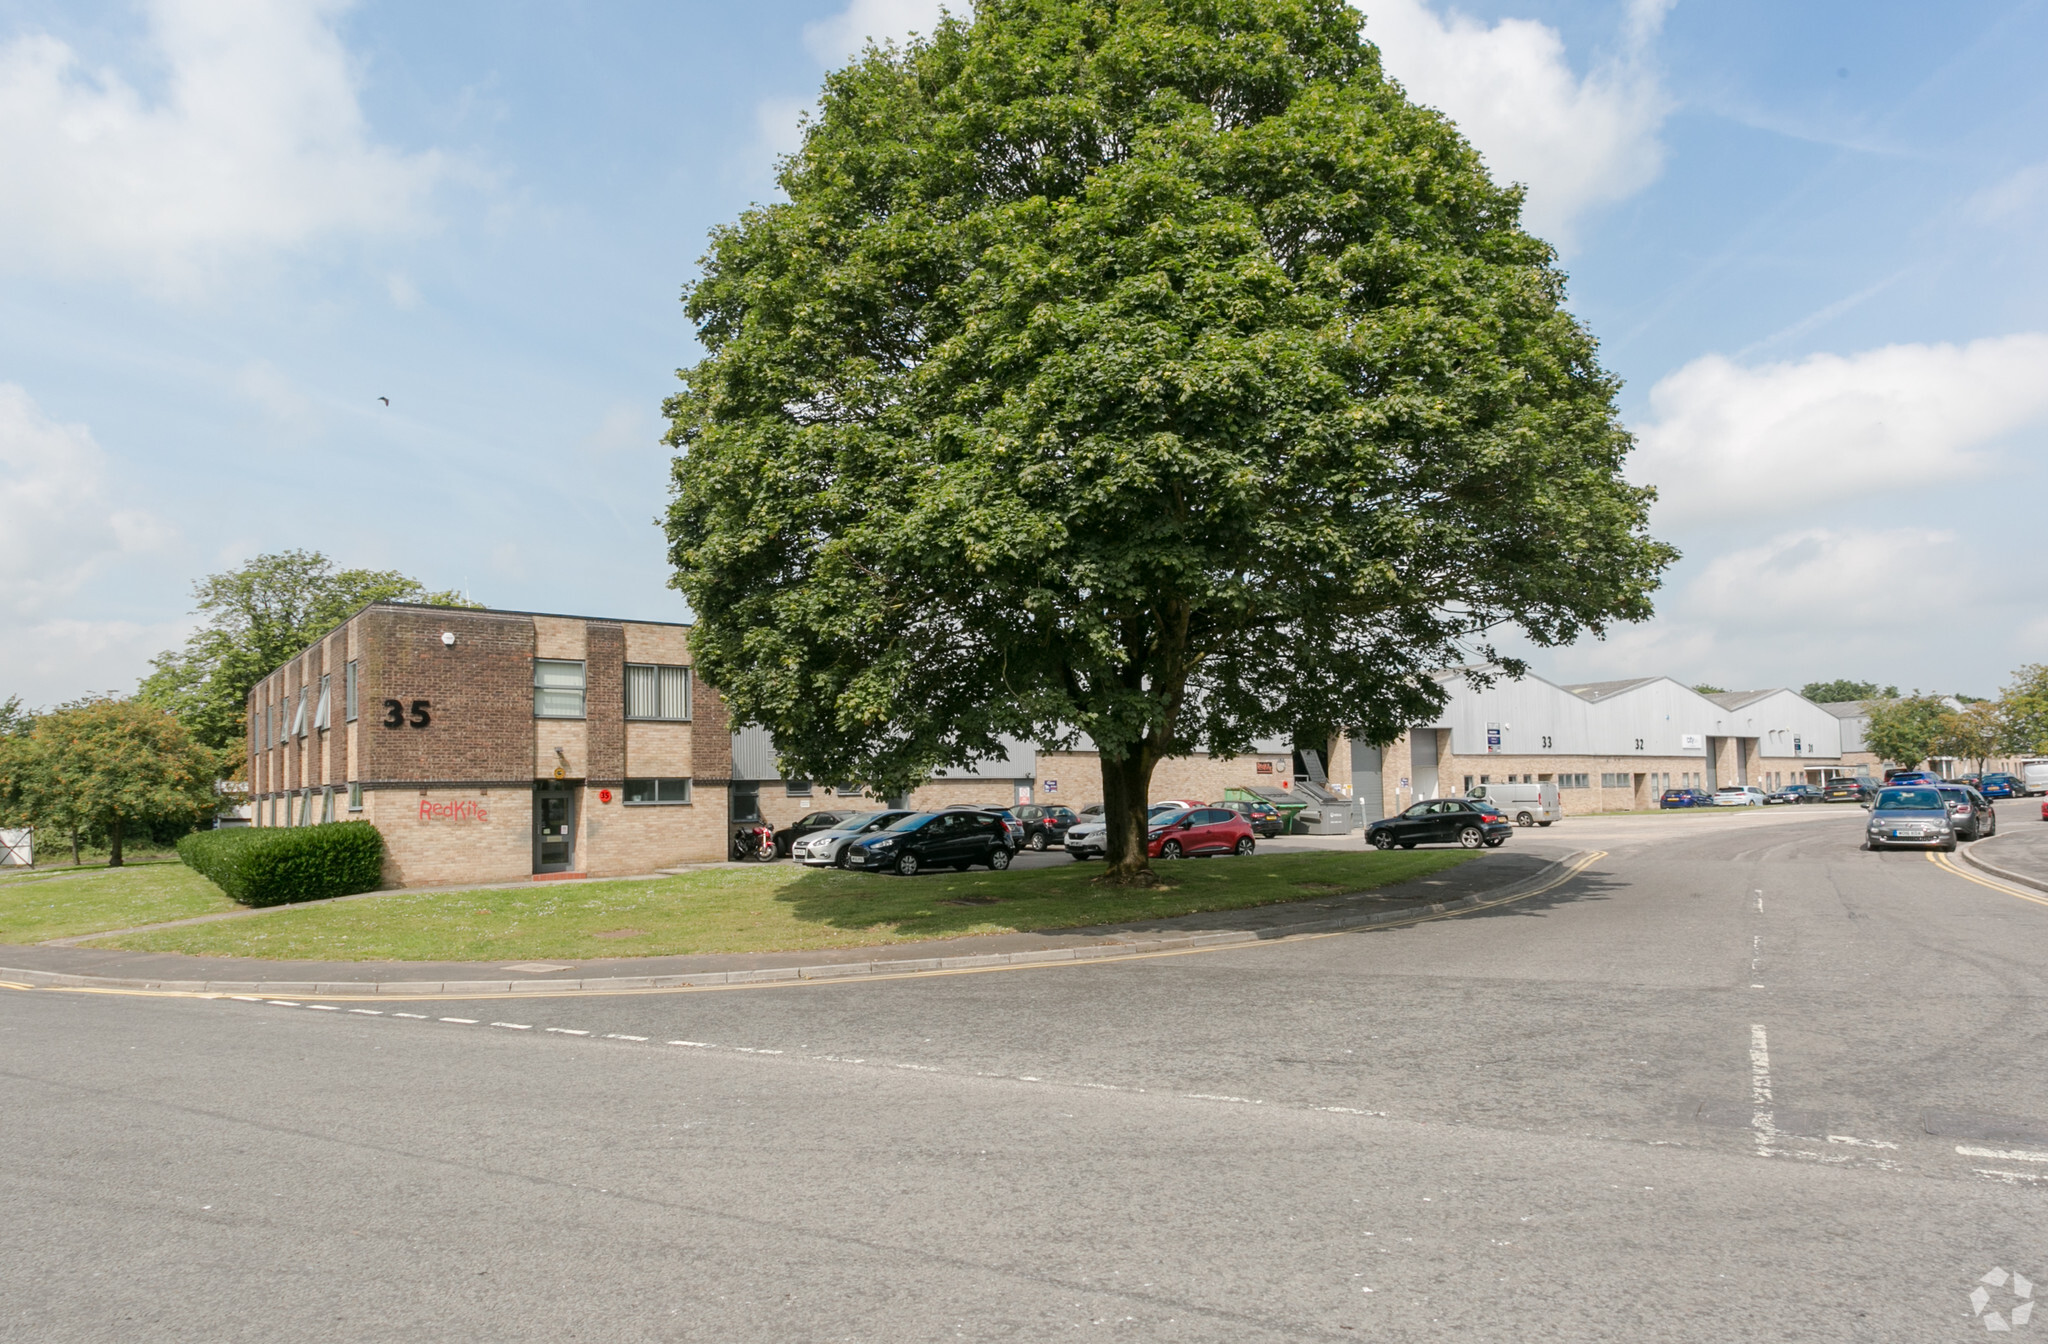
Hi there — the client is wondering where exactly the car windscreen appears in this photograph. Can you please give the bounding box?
[1875,789,1943,811]
[1146,804,1180,818]
[1149,809,1191,827]
[885,812,939,831]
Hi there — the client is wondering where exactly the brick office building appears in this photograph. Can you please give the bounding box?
[247,602,729,886]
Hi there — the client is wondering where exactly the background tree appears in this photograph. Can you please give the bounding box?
[1936,700,2010,774]
[1997,664,2048,755]
[7,699,217,866]
[1800,678,1897,704]
[1691,684,1727,696]
[1863,693,1951,770]
[664,0,1675,882]
[138,550,477,754]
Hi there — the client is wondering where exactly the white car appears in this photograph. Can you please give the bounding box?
[1063,803,1185,860]
[1713,786,1766,807]
[791,810,914,866]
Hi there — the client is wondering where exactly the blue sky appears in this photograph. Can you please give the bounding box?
[2,0,2044,708]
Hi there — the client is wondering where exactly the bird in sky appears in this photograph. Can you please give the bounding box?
[377,396,389,406]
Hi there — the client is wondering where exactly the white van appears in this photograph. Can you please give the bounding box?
[1467,780,1560,827]
[2022,759,2048,798]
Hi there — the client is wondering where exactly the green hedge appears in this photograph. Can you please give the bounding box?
[177,822,385,907]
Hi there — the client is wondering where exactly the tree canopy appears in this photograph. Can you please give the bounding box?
[138,550,477,755]
[1862,694,1952,769]
[663,0,1675,879]
[0,698,217,866]
[1799,679,1897,704]
[1998,664,2048,755]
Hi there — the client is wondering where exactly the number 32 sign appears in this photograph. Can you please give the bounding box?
[382,699,431,729]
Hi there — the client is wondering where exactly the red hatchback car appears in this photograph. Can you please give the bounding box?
[1146,806,1256,859]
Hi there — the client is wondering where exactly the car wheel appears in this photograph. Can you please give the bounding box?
[895,853,920,876]
[1234,837,1255,856]
[1161,840,1183,860]
[1516,811,1533,827]
[1457,825,1484,849]
[1371,832,1394,851]
[1028,832,1047,851]
[988,848,1012,870]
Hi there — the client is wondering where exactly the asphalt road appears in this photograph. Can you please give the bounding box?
[6,807,2048,1341]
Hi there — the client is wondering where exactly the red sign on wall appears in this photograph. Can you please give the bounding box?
[418,799,488,822]
[1256,761,1274,774]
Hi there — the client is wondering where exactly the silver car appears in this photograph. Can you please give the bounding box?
[792,811,914,867]
[1863,786,1957,851]
[1062,803,1183,860]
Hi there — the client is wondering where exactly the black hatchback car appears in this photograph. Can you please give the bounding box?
[1216,798,1288,838]
[1013,804,1078,850]
[1660,788,1713,808]
[847,810,1015,875]
[1823,777,1871,803]
[1367,799,1512,850]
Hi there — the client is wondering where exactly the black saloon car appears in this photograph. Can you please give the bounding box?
[1013,804,1078,850]
[1216,798,1287,837]
[1367,799,1512,850]
[847,811,1015,875]
[1766,783,1822,805]
[772,809,854,858]
[1823,777,1871,803]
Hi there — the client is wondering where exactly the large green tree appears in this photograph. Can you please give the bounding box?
[2,699,217,866]
[1998,664,2048,756]
[1862,694,1951,770]
[663,0,1675,881]
[138,550,476,754]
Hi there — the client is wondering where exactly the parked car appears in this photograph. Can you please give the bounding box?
[1766,783,1822,805]
[1063,803,1187,860]
[1009,804,1078,851]
[1367,799,1512,850]
[2024,761,2048,797]
[1216,798,1287,838]
[1713,785,1767,807]
[1863,786,1957,851]
[846,811,1015,875]
[772,809,855,858]
[1659,787,1713,809]
[1823,777,1871,803]
[1884,770,1941,786]
[1145,807,1257,859]
[791,810,915,867]
[1978,773,2024,799]
[1465,780,1560,826]
[1936,784,1996,841]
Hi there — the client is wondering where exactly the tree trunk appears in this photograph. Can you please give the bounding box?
[1097,749,1161,887]
[108,818,124,868]
[68,827,80,867]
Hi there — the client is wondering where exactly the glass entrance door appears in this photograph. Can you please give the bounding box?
[534,781,578,874]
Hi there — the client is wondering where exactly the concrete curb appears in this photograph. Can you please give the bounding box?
[1959,831,2048,896]
[0,850,1601,998]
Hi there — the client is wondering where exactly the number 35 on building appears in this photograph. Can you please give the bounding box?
[382,699,431,729]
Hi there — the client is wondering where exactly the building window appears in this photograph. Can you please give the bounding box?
[786,779,813,797]
[348,782,363,812]
[732,786,761,821]
[276,695,288,745]
[345,661,358,722]
[1600,773,1632,788]
[1560,774,1590,789]
[314,674,332,731]
[624,778,692,805]
[534,660,587,718]
[1462,775,1473,793]
[291,687,309,740]
[625,664,691,720]
[321,788,334,823]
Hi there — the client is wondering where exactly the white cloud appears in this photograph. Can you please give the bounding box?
[1685,527,1959,632]
[803,0,954,66]
[1631,334,2048,526]
[1357,0,1670,242]
[1,616,197,708]
[0,0,442,292]
[753,95,813,163]
[0,384,174,620]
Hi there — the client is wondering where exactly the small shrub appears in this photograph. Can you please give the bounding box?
[177,822,385,907]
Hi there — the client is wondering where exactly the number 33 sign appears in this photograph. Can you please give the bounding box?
[382,699,431,729]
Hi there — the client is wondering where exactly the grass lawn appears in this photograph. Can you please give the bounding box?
[88,849,1479,962]
[0,864,239,944]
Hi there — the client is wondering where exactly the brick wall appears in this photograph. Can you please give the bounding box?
[373,785,533,887]
[586,621,626,784]
[358,607,537,784]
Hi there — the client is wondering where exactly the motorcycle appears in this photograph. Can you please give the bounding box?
[729,822,778,862]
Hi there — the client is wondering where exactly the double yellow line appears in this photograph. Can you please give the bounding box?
[1,850,1608,1003]
[1928,850,2048,910]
